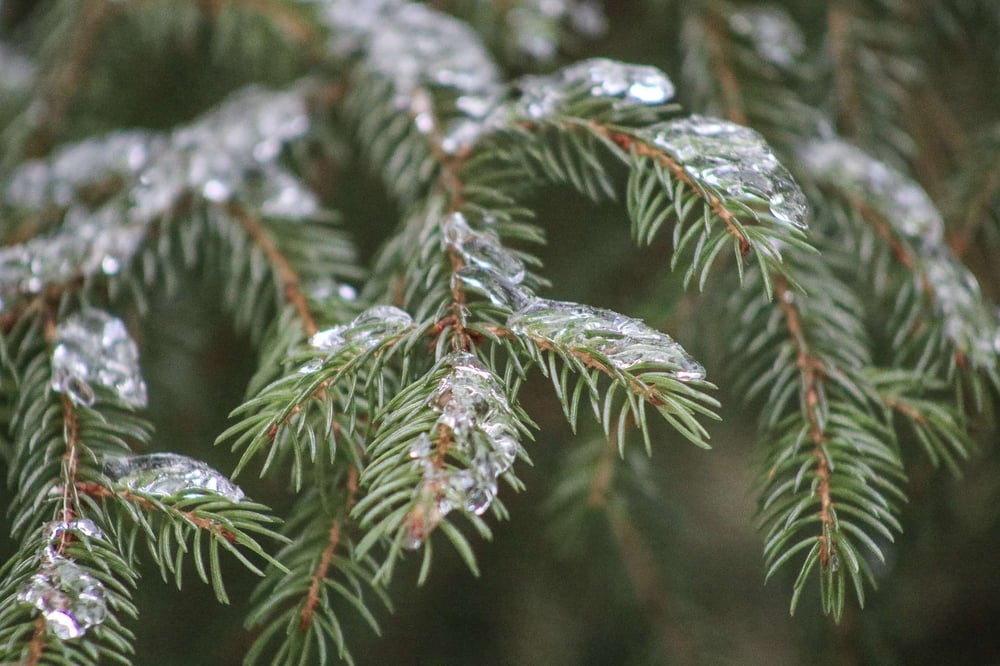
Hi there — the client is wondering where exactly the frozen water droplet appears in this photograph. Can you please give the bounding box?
[100,255,121,276]
[796,139,941,244]
[516,58,675,119]
[17,558,107,640]
[454,266,532,310]
[309,305,413,354]
[442,211,525,283]
[104,453,244,501]
[729,7,806,68]
[649,115,808,229]
[43,519,104,544]
[201,179,231,203]
[298,358,323,375]
[337,284,357,301]
[508,298,705,380]
[51,309,148,408]
[430,352,509,442]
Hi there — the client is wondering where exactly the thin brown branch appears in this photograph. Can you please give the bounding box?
[883,396,926,424]
[587,437,617,508]
[225,202,319,337]
[75,481,238,543]
[300,466,359,632]
[775,279,834,566]
[25,618,47,666]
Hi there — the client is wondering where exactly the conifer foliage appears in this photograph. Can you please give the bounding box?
[1,0,998,663]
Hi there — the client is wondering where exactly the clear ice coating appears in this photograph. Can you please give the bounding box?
[454,266,533,310]
[507,298,705,380]
[51,309,148,408]
[104,452,245,501]
[17,558,108,640]
[728,6,806,68]
[309,305,413,354]
[515,58,675,120]
[794,140,996,366]
[795,139,943,245]
[442,212,525,283]
[403,352,522,549]
[648,115,808,228]
[1,84,320,307]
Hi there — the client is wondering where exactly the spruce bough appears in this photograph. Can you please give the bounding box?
[1,1,997,663]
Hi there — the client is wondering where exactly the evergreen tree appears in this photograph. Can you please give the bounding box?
[1,1,998,663]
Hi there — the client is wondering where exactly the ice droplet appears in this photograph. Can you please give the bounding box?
[298,358,324,375]
[795,139,942,244]
[104,453,244,501]
[507,298,705,380]
[309,305,413,354]
[649,115,808,229]
[51,309,148,408]
[429,352,509,441]
[516,58,675,119]
[442,211,526,283]
[17,558,108,640]
[43,519,104,544]
[729,6,806,68]
[454,266,532,310]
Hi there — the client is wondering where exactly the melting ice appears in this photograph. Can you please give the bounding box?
[516,58,675,119]
[17,558,107,640]
[309,305,413,354]
[649,115,808,229]
[442,212,525,283]
[51,309,147,408]
[104,452,244,501]
[795,138,942,245]
[507,298,705,380]
[404,352,522,548]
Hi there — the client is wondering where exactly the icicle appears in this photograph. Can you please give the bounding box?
[795,139,942,245]
[51,309,148,408]
[516,58,675,119]
[104,453,245,501]
[309,305,413,354]
[508,298,705,381]
[454,266,533,310]
[404,352,523,548]
[442,211,526,283]
[428,351,511,442]
[728,6,806,68]
[17,558,108,640]
[648,115,808,229]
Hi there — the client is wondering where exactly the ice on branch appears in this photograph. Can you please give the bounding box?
[104,452,245,501]
[17,558,108,640]
[508,299,705,380]
[644,115,809,228]
[308,305,413,357]
[796,139,942,243]
[516,58,676,119]
[443,212,525,283]
[797,139,999,367]
[728,6,806,69]
[51,308,147,408]
[404,352,522,549]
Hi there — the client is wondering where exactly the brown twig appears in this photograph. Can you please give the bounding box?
[775,279,834,566]
[225,202,319,337]
[828,1,861,140]
[76,481,238,543]
[299,466,359,631]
